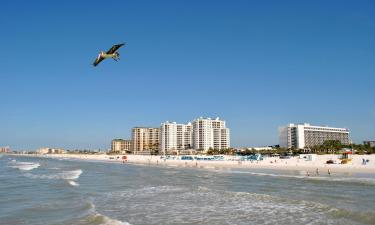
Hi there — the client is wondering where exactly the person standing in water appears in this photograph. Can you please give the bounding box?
[328,169,331,176]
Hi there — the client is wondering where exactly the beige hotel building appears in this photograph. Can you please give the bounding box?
[111,139,132,154]
[132,127,160,153]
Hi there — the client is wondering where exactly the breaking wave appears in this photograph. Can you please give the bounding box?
[68,180,80,186]
[9,161,40,171]
[24,169,82,180]
[85,213,131,225]
[76,202,131,225]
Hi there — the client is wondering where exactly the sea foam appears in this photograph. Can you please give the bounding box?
[24,169,82,180]
[83,202,132,225]
[93,213,131,225]
[9,161,40,171]
[68,181,80,186]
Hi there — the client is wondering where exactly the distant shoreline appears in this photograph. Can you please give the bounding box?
[7,153,375,174]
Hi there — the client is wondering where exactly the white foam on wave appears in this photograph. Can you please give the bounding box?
[68,180,80,186]
[84,202,131,225]
[49,167,61,170]
[119,186,186,197]
[94,213,131,225]
[229,170,375,185]
[61,169,82,180]
[9,161,40,171]
[24,169,83,180]
[98,185,340,225]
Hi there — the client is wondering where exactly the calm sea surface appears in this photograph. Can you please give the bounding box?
[1,155,375,225]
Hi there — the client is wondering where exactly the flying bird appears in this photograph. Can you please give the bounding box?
[93,43,126,67]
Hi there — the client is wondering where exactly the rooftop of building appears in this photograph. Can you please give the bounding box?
[288,123,349,131]
[195,117,223,121]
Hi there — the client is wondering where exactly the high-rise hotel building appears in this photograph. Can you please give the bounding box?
[192,117,230,151]
[160,122,193,154]
[132,127,160,153]
[279,123,350,149]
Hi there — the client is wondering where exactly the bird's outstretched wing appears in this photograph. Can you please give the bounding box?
[106,43,125,54]
[93,54,104,67]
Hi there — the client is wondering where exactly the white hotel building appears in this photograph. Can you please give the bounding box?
[192,117,230,151]
[160,117,231,153]
[160,122,193,154]
[279,123,350,149]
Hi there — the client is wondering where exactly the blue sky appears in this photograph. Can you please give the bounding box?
[1,0,374,150]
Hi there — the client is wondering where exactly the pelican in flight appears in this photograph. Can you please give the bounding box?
[93,43,126,67]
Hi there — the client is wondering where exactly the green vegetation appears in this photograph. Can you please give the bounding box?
[206,148,235,155]
[306,140,375,155]
[275,141,375,155]
[234,141,375,156]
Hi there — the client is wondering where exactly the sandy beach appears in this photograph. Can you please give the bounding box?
[16,153,375,174]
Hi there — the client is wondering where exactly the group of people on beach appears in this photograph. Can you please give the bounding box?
[306,168,331,177]
[362,158,370,165]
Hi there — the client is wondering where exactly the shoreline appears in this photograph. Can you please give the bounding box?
[7,153,375,174]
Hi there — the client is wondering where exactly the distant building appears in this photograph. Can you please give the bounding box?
[364,141,375,148]
[36,147,65,154]
[37,148,50,154]
[247,146,274,151]
[192,117,230,151]
[0,146,10,153]
[111,139,132,153]
[279,123,350,149]
[132,127,160,153]
[51,148,66,154]
[160,122,193,154]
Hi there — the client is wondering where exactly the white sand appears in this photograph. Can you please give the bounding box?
[18,153,375,174]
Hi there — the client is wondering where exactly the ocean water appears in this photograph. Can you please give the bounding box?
[1,156,375,225]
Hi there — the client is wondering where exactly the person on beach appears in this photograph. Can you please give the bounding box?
[328,169,331,176]
[316,168,319,176]
[306,171,310,176]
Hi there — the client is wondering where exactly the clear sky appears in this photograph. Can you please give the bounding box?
[1,0,374,150]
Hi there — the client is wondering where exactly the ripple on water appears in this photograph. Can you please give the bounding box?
[93,185,375,225]
[222,170,375,186]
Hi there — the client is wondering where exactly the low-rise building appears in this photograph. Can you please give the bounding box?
[36,147,66,154]
[37,148,50,154]
[0,146,10,153]
[51,148,66,154]
[111,139,132,154]
[247,146,274,151]
[364,141,375,148]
